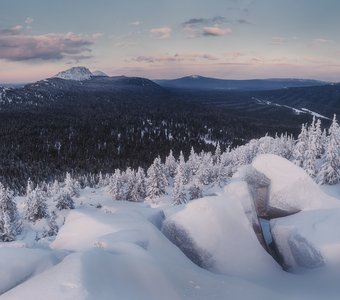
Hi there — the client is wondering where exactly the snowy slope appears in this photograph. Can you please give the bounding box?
[54,67,93,81]
[1,183,340,299]
[92,70,108,77]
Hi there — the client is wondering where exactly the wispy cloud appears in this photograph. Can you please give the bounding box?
[150,27,172,39]
[182,16,229,27]
[271,37,287,45]
[182,16,232,38]
[312,38,333,45]
[202,27,232,36]
[0,30,95,61]
[133,53,219,63]
[0,25,23,36]
[129,21,141,26]
[25,17,34,25]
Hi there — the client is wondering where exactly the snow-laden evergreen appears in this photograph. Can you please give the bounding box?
[24,181,49,222]
[0,182,22,241]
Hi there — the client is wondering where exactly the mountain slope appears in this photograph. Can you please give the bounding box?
[155,76,329,91]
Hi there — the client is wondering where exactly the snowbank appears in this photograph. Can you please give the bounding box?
[162,194,279,277]
[271,208,340,270]
[0,248,62,294]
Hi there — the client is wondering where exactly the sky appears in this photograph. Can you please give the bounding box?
[1,0,340,83]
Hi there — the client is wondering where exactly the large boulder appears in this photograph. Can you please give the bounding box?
[241,154,340,219]
[162,195,279,277]
[270,208,340,270]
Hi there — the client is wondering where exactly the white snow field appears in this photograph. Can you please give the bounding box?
[1,155,340,299]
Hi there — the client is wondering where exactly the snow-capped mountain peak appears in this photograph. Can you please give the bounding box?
[54,66,93,81]
[92,70,108,77]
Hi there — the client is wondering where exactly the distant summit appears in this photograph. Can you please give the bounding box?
[92,70,108,77]
[54,66,93,81]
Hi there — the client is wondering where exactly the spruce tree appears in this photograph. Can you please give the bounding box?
[318,115,340,184]
[0,182,22,242]
[146,156,168,199]
[64,172,80,198]
[173,166,187,205]
[24,185,49,222]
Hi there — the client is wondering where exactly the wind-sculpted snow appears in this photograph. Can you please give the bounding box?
[271,209,340,270]
[1,191,288,300]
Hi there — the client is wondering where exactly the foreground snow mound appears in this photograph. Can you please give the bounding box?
[162,195,279,277]
[54,66,93,81]
[0,248,62,294]
[271,208,340,270]
[252,154,340,216]
[4,198,286,300]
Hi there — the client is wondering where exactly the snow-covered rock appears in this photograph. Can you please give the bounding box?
[0,248,63,294]
[54,67,93,81]
[162,195,280,277]
[250,154,340,218]
[92,70,108,77]
[224,180,267,249]
[271,208,340,270]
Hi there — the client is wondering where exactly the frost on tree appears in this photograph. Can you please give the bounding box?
[173,165,187,205]
[318,115,340,184]
[165,150,177,178]
[24,182,49,222]
[189,178,203,201]
[146,156,168,199]
[0,182,22,242]
[108,169,124,200]
[130,167,146,202]
[64,172,80,198]
[47,210,59,236]
[293,123,308,167]
[56,191,75,210]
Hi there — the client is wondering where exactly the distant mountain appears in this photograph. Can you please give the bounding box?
[54,66,93,81]
[0,71,162,106]
[92,70,109,77]
[155,75,330,91]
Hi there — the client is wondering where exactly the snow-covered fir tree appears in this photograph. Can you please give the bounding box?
[293,123,308,167]
[64,172,80,198]
[0,182,22,242]
[189,178,203,200]
[146,156,168,199]
[56,191,75,210]
[165,150,177,178]
[172,165,187,205]
[47,210,59,236]
[318,115,340,184]
[24,184,49,222]
[108,169,124,200]
[130,167,146,202]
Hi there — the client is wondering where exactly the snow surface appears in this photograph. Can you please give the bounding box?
[54,67,93,81]
[252,154,340,212]
[271,208,340,270]
[2,183,340,299]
